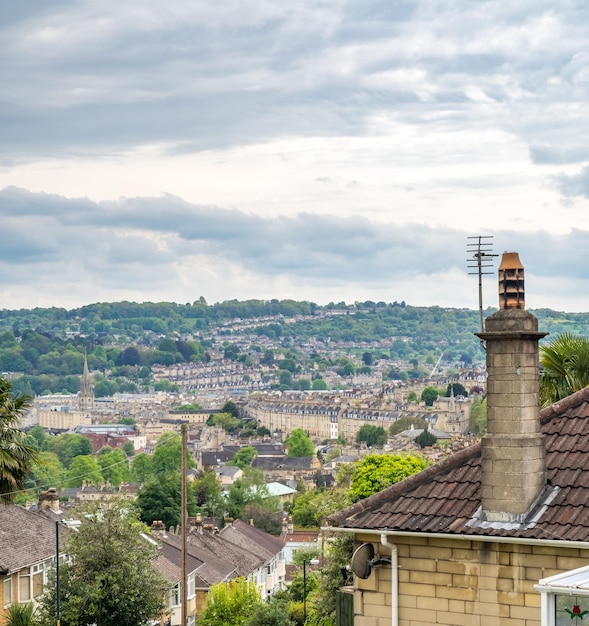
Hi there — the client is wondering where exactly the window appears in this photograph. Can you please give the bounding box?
[3,576,12,608]
[169,583,180,607]
[187,574,195,599]
[187,615,196,626]
[18,568,31,602]
[32,563,44,599]
[536,565,589,626]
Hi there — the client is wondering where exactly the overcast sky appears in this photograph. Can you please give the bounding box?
[2,1,589,313]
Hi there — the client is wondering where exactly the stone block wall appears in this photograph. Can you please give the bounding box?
[352,533,589,626]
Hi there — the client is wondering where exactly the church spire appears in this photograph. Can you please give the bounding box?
[79,352,94,411]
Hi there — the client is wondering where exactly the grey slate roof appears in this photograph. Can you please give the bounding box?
[0,505,66,574]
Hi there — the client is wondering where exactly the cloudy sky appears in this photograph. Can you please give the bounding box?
[2,1,589,312]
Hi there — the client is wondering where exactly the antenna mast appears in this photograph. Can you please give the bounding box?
[467,236,498,334]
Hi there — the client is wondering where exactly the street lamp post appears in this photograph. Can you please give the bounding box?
[55,521,61,626]
[303,559,320,623]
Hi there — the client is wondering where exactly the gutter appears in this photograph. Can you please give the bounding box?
[321,526,589,551]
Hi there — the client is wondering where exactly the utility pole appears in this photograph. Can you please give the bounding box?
[181,423,188,626]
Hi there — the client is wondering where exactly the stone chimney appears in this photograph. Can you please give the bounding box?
[39,487,60,511]
[476,252,547,522]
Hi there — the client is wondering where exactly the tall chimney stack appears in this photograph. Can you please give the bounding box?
[476,252,547,522]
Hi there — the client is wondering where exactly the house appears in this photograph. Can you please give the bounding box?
[326,252,589,626]
[0,503,69,624]
[220,519,286,599]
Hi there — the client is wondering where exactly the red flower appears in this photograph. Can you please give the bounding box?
[565,604,588,619]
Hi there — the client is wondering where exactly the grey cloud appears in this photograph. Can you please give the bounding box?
[552,167,589,198]
[2,188,588,304]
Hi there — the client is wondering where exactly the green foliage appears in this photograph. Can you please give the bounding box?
[285,429,314,457]
[292,546,321,566]
[420,386,439,406]
[244,597,294,626]
[349,453,429,503]
[66,455,103,487]
[305,534,355,626]
[130,452,152,483]
[98,448,129,486]
[311,378,328,390]
[27,451,65,492]
[221,400,240,418]
[446,382,468,397]
[469,395,487,435]
[197,577,262,626]
[0,377,39,502]
[151,433,194,475]
[224,468,275,520]
[230,445,258,469]
[540,332,589,407]
[415,427,438,448]
[43,433,93,468]
[291,488,349,529]
[242,503,282,535]
[355,424,387,447]
[388,415,428,435]
[192,469,223,514]
[36,499,167,626]
[212,412,241,433]
[5,602,39,626]
[137,473,196,528]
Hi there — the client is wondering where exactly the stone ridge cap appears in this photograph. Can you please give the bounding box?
[539,385,589,425]
[327,442,482,526]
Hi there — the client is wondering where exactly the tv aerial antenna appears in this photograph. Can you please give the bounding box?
[467,236,498,336]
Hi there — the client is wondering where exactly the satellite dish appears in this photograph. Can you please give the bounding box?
[350,543,375,579]
[350,542,393,580]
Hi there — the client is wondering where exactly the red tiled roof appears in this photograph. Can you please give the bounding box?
[328,386,589,543]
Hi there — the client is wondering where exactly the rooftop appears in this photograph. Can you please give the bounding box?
[328,386,589,543]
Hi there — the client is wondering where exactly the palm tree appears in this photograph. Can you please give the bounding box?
[539,333,589,407]
[0,377,39,503]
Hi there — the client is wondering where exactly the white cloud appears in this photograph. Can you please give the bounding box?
[2,1,589,311]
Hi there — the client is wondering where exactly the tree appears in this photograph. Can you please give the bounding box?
[305,534,354,626]
[0,377,39,502]
[242,503,282,535]
[36,499,167,626]
[349,454,429,503]
[192,468,222,513]
[212,412,241,433]
[221,400,240,418]
[122,441,135,457]
[151,433,194,475]
[130,452,153,483]
[244,597,293,626]
[230,445,258,469]
[224,468,275,520]
[446,382,468,397]
[197,577,262,626]
[98,448,129,486]
[66,455,103,487]
[355,424,387,447]
[27,451,65,493]
[285,429,314,457]
[137,474,196,529]
[469,395,487,435]
[540,333,589,407]
[415,427,437,448]
[420,386,439,407]
[389,415,428,435]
